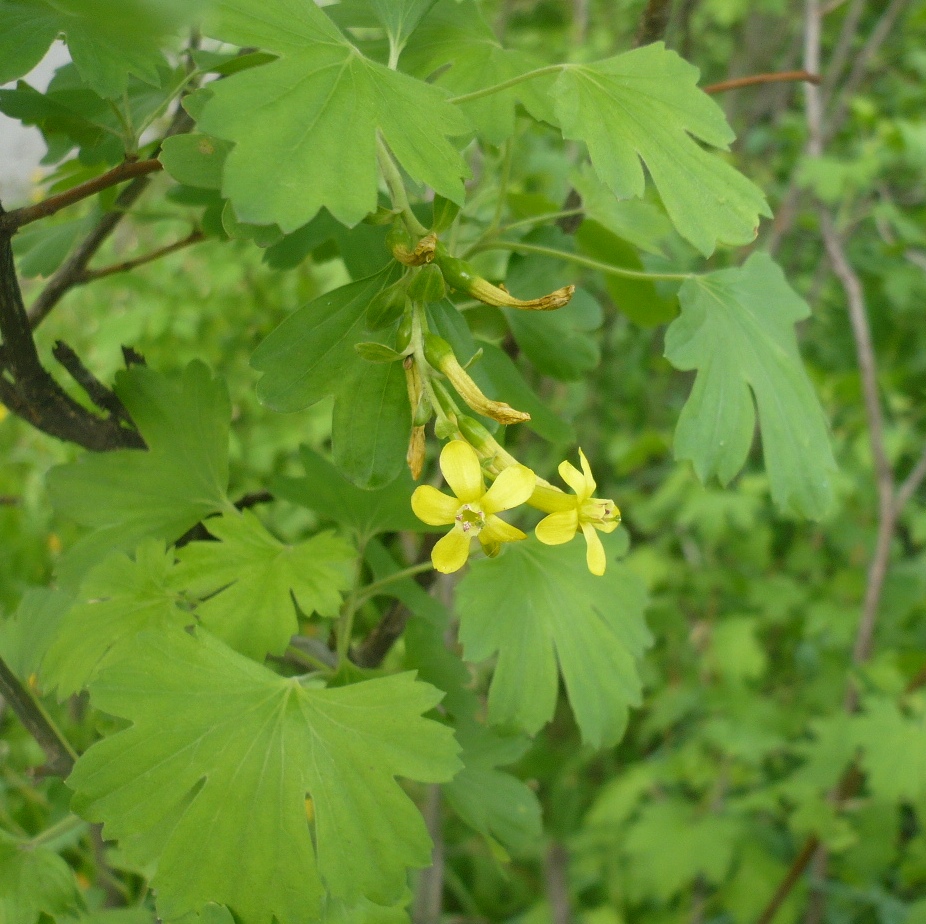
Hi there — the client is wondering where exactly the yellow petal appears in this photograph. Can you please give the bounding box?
[535,509,579,545]
[595,519,619,534]
[528,483,576,514]
[411,485,459,526]
[558,458,587,498]
[577,448,597,495]
[482,514,526,544]
[581,522,606,576]
[432,528,471,573]
[482,464,535,514]
[440,440,484,503]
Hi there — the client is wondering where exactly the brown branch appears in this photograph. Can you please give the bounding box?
[412,786,444,924]
[0,495,20,506]
[756,837,820,924]
[0,213,144,451]
[703,70,821,95]
[0,160,163,234]
[0,656,75,777]
[896,445,926,511]
[78,230,205,284]
[819,0,865,104]
[545,841,574,924]
[28,106,194,330]
[824,0,912,144]
[634,0,673,47]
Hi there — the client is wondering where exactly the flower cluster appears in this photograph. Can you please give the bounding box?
[412,440,620,576]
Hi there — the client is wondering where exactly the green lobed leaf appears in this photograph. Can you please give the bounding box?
[664,252,837,519]
[332,359,410,490]
[456,535,651,747]
[365,541,542,851]
[159,133,233,190]
[853,697,926,804]
[252,270,398,412]
[271,447,423,538]
[0,587,70,682]
[42,540,189,697]
[368,0,437,49]
[173,511,354,660]
[47,361,232,587]
[198,0,469,231]
[442,719,543,854]
[0,1,58,85]
[552,44,770,256]
[69,628,461,924]
[0,830,83,923]
[401,0,556,144]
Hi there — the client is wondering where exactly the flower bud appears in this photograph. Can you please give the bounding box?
[389,228,437,266]
[434,246,574,311]
[407,425,426,480]
[423,334,530,425]
[407,263,447,303]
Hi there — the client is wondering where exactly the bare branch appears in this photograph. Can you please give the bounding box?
[819,0,865,104]
[634,0,673,47]
[0,160,163,233]
[412,786,444,924]
[545,841,574,924]
[78,230,205,284]
[896,445,926,512]
[703,70,821,95]
[27,106,194,330]
[825,0,912,142]
[0,657,76,777]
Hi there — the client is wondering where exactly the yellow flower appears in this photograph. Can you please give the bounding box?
[533,449,620,576]
[412,440,535,574]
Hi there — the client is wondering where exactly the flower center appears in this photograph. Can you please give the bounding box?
[581,498,620,525]
[455,503,485,535]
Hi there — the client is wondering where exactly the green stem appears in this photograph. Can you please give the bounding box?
[286,645,333,674]
[461,208,588,259]
[24,813,88,849]
[376,138,428,237]
[337,540,369,663]
[470,240,694,281]
[356,562,434,605]
[449,63,568,105]
[412,303,452,432]
[490,140,513,234]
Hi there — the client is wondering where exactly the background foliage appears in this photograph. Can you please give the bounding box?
[1,1,925,924]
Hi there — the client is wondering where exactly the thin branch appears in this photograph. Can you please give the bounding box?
[819,0,865,104]
[896,445,926,511]
[353,600,412,669]
[544,841,574,924]
[52,341,135,427]
[0,495,20,506]
[0,160,163,233]
[78,230,205,284]
[0,215,144,450]
[824,0,912,143]
[28,106,194,330]
[412,786,444,924]
[703,70,821,95]
[174,490,275,548]
[0,657,76,777]
[634,0,673,47]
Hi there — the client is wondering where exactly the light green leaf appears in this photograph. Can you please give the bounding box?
[575,220,678,326]
[174,511,354,659]
[553,44,770,256]
[368,0,436,49]
[853,698,926,804]
[159,133,232,190]
[706,616,767,683]
[199,0,469,231]
[252,271,398,412]
[271,447,423,538]
[12,213,97,278]
[47,361,232,586]
[0,1,58,85]
[402,0,555,143]
[43,540,188,697]
[456,536,651,747]
[0,587,70,681]
[332,359,409,490]
[664,252,837,519]
[623,801,743,902]
[442,720,542,854]
[0,830,83,923]
[69,629,461,924]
